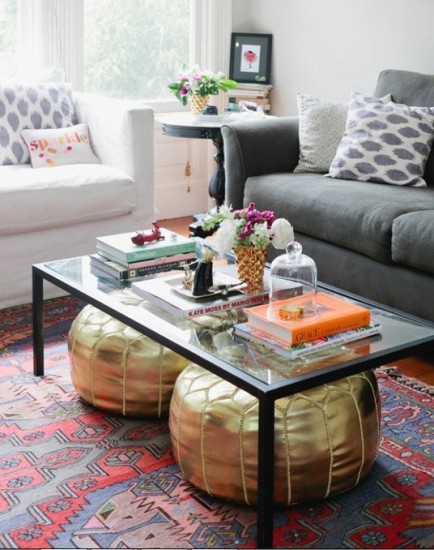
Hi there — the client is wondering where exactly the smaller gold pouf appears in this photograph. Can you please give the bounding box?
[68,290,190,418]
[169,363,380,505]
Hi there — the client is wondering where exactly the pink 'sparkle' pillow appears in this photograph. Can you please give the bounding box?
[21,123,100,168]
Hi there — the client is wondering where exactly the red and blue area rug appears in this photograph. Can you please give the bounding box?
[0,296,433,549]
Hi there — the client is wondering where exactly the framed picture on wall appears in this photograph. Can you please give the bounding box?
[229,33,272,84]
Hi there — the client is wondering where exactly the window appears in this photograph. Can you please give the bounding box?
[0,0,17,75]
[83,0,190,100]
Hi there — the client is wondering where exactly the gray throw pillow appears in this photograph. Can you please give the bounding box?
[327,92,434,187]
[294,93,348,173]
[0,83,75,165]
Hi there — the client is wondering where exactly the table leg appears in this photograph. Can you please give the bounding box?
[256,395,275,548]
[32,267,45,376]
[208,135,225,208]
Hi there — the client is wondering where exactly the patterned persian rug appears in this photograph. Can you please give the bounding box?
[0,296,433,549]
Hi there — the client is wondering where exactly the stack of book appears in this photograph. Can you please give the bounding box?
[90,228,197,281]
[234,292,382,360]
[226,83,273,113]
[131,264,276,319]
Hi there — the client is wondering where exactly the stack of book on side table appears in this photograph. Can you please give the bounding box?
[234,292,382,360]
[90,228,197,281]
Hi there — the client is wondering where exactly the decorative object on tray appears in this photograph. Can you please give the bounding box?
[168,65,237,114]
[269,240,318,320]
[192,247,215,296]
[132,264,272,319]
[246,292,371,345]
[202,202,294,293]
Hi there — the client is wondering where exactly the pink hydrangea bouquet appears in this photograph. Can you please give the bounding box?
[202,202,294,253]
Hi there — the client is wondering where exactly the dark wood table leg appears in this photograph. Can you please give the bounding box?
[256,395,275,548]
[209,135,225,208]
[32,267,45,376]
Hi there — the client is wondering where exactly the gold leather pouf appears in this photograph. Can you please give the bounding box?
[68,290,191,418]
[169,363,380,505]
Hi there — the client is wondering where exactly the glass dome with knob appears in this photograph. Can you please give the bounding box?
[268,241,318,321]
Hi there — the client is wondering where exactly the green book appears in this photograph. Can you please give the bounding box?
[96,228,197,264]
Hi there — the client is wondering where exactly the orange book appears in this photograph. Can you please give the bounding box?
[245,292,371,345]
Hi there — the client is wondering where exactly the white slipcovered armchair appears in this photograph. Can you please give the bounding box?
[0,88,154,308]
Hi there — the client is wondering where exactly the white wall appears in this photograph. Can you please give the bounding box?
[233,0,434,116]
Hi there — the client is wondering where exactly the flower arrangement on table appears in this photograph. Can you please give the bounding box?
[202,202,294,291]
[168,65,237,113]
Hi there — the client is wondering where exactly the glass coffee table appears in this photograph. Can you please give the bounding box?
[32,252,434,549]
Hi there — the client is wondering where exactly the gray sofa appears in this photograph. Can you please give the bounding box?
[222,69,434,322]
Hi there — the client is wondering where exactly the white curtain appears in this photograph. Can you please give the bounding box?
[17,0,83,87]
[190,0,232,112]
[16,0,232,100]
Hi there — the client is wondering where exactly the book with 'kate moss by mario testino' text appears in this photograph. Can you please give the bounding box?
[245,292,371,345]
[89,252,198,280]
[96,228,197,264]
[132,264,302,320]
[233,320,382,360]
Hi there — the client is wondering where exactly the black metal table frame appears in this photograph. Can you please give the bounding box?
[32,261,434,549]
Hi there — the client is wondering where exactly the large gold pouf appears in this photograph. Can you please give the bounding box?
[67,290,191,418]
[169,363,380,505]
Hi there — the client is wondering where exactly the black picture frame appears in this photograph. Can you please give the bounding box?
[229,33,272,84]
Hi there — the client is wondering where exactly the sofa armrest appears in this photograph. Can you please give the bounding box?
[72,91,155,222]
[221,116,300,209]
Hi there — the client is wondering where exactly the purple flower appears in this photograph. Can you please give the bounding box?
[239,220,253,240]
[179,85,189,97]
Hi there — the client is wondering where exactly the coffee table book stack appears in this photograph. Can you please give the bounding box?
[235,291,382,360]
[91,228,197,280]
[131,265,294,320]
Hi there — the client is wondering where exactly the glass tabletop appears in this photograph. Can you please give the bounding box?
[42,254,434,388]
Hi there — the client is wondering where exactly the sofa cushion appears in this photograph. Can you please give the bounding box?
[0,164,135,236]
[244,172,434,263]
[374,69,434,187]
[328,92,434,187]
[0,83,75,166]
[392,210,434,275]
[294,94,348,173]
[21,124,100,168]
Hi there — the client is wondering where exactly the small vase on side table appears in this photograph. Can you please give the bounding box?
[189,94,209,114]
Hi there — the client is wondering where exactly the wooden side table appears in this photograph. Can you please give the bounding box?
[160,113,226,236]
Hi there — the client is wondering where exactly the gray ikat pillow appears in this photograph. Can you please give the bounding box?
[327,92,434,187]
[0,83,75,165]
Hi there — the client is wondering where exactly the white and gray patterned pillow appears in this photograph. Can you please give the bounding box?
[327,92,434,187]
[0,83,75,165]
[294,93,349,173]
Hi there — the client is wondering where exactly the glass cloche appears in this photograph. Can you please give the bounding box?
[268,241,318,321]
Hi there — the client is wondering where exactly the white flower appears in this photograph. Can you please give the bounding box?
[270,218,294,249]
[213,218,236,253]
[202,202,293,253]
[249,221,272,249]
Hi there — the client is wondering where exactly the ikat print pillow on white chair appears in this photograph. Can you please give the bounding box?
[0,83,75,165]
